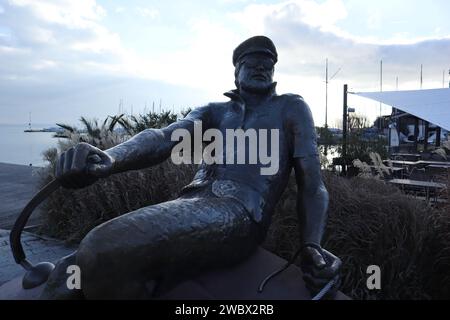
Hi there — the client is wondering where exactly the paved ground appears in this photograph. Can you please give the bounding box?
[0,162,74,287]
[0,162,45,229]
[0,229,75,286]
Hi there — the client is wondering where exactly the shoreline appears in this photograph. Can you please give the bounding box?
[0,161,44,168]
[0,124,57,168]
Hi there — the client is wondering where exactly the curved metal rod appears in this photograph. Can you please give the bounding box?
[311,276,338,301]
[9,179,61,268]
[258,244,338,300]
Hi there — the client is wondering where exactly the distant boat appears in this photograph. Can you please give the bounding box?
[23,113,64,133]
[24,127,64,133]
[24,112,33,132]
[24,129,44,132]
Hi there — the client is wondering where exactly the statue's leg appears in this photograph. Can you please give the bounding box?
[39,252,84,300]
[71,193,261,299]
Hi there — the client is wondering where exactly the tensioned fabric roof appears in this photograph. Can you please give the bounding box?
[351,88,450,131]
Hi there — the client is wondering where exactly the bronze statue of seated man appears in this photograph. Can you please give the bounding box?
[41,36,342,299]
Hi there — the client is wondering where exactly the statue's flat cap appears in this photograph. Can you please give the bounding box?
[232,35,278,66]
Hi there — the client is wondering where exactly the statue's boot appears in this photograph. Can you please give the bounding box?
[38,252,84,300]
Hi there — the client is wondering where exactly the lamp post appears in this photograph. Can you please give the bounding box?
[342,85,355,176]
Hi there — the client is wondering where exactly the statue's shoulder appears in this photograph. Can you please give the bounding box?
[187,101,229,116]
[206,101,232,108]
[276,93,315,129]
[278,93,305,101]
[187,101,232,125]
[277,93,309,113]
[208,100,235,117]
[205,101,234,115]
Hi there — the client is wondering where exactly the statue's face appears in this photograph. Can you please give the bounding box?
[236,53,274,93]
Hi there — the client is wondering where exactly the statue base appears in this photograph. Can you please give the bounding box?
[0,247,349,300]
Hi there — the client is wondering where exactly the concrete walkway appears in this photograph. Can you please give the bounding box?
[0,162,74,287]
[0,162,45,229]
[0,229,75,286]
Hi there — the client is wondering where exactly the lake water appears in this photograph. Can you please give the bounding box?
[0,124,59,167]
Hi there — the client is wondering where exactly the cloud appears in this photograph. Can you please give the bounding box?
[136,7,159,19]
[1,0,449,127]
[115,6,125,14]
[231,0,348,36]
[0,0,206,124]
[232,0,450,87]
[1,0,123,58]
[229,0,450,125]
[367,9,382,30]
[9,0,106,27]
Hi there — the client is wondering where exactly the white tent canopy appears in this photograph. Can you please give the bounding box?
[351,88,450,131]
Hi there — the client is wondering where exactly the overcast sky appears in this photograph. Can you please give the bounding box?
[1,0,449,127]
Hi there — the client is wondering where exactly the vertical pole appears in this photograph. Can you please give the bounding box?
[342,84,348,176]
[413,118,419,152]
[390,107,396,154]
[325,58,328,128]
[424,121,429,152]
[444,70,446,88]
[388,118,391,152]
[324,59,329,157]
[393,74,399,153]
[379,60,383,130]
[420,64,423,89]
[436,127,441,147]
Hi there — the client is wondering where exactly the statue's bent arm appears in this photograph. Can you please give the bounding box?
[294,155,329,246]
[287,97,328,247]
[105,105,211,174]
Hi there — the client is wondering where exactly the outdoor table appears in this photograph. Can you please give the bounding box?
[426,165,450,180]
[389,167,406,178]
[388,179,446,202]
[427,164,450,170]
[365,166,405,179]
[383,160,420,167]
[417,160,450,167]
[390,153,422,161]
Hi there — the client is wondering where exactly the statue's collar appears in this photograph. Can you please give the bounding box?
[223,82,277,103]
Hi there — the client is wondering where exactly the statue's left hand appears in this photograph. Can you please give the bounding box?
[300,245,342,299]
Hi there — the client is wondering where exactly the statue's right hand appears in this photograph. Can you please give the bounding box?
[55,142,114,189]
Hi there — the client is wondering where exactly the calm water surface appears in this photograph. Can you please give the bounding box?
[0,124,60,167]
